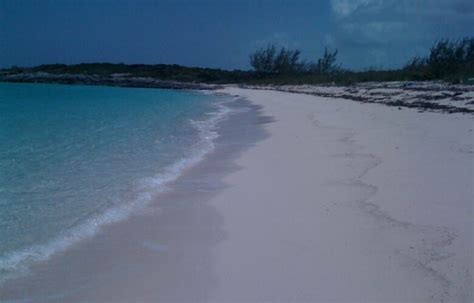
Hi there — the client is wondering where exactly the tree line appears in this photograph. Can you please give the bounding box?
[248,37,474,83]
[249,45,339,75]
[2,37,473,85]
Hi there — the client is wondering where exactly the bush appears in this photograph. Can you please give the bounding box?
[308,48,340,74]
[249,44,303,74]
[403,37,474,81]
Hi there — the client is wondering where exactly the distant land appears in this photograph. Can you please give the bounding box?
[1,37,473,87]
[1,37,473,114]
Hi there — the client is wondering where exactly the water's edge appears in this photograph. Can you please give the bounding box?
[1,91,274,302]
[0,85,228,282]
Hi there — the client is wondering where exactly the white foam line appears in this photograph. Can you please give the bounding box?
[0,99,236,284]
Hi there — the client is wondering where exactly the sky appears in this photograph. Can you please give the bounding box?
[0,0,473,70]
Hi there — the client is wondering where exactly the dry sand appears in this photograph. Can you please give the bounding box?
[1,87,472,302]
[207,87,473,302]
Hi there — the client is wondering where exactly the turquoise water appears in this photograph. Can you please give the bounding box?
[0,82,229,281]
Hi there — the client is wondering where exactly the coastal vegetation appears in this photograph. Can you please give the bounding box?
[249,45,340,75]
[1,37,473,85]
[247,38,474,85]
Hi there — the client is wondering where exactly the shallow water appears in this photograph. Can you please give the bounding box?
[0,82,230,282]
[0,87,272,302]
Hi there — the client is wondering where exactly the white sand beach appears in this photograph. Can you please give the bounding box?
[206,87,473,302]
[2,1,473,302]
[1,87,472,303]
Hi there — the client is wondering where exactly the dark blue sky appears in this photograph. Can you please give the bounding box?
[1,0,473,70]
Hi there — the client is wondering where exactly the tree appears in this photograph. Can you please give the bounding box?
[427,38,474,78]
[310,48,339,74]
[249,44,303,74]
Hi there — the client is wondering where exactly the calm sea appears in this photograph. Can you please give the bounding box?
[0,82,231,282]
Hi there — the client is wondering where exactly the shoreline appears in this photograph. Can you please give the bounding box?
[239,82,474,114]
[207,88,472,302]
[1,76,474,113]
[0,95,272,302]
[1,87,472,302]
[0,75,221,90]
[0,87,234,286]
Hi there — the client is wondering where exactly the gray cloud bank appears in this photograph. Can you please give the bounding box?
[329,0,474,69]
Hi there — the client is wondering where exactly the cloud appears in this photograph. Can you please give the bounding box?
[332,0,474,20]
[330,0,384,18]
[328,0,474,68]
[330,0,370,17]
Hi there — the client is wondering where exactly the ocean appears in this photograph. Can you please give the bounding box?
[0,82,232,283]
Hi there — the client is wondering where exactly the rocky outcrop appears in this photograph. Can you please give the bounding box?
[0,72,221,90]
[241,81,474,114]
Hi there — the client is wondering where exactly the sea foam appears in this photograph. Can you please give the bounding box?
[0,90,234,283]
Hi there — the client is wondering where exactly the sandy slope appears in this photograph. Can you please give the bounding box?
[208,88,473,302]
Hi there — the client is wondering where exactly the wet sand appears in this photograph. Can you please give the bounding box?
[0,98,271,302]
[2,88,472,302]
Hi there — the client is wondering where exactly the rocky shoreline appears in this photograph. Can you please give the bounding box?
[0,72,221,90]
[2,72,473,114]
[241,82,474,114]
